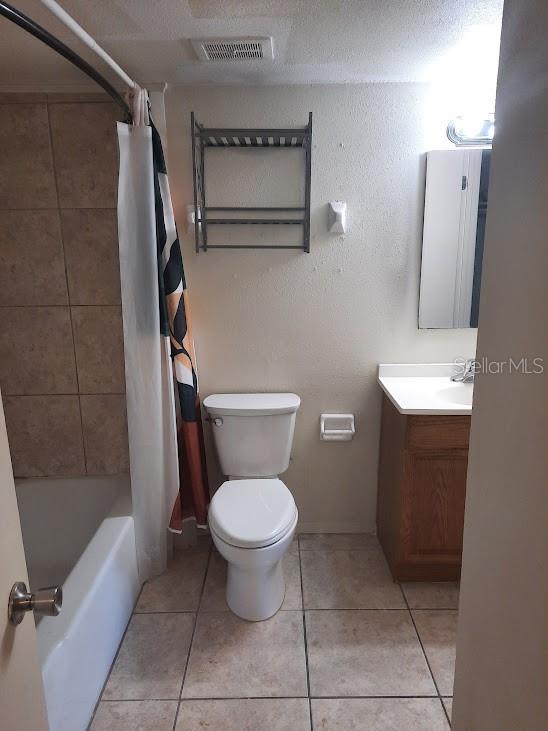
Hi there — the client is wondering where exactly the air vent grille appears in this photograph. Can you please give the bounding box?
[192,37,274,62]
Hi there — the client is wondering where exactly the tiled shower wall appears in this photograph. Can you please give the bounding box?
[0,93,129,477]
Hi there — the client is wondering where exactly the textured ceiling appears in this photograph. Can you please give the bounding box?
[0,0,503,90]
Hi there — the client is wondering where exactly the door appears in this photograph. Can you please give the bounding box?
[0,390,48,730]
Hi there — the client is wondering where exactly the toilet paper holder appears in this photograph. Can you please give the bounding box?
[320,413,355,441]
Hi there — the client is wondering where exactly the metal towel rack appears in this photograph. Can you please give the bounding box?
[191,112,312,253]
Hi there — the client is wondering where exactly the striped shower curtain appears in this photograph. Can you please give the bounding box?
[149,118,210,531]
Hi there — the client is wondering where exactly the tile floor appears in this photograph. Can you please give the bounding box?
[91,534,458,730]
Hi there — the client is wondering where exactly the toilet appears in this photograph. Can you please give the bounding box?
[203,392,300,621]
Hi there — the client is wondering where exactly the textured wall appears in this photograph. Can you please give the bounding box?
[452,1,548,728]
[0,93,129,478]
[165,83,477,531]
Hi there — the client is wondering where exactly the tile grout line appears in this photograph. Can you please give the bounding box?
[401,586,451,727]
[97,693,443,702]
[86,583,146,729]
[297,535,314,731]
[44,101,88,475]
[172,541,214,731]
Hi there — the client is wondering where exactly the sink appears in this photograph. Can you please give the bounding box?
[436,384,473,408]
[377,363,474,415]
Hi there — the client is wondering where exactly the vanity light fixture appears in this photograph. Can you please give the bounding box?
[447,114,494,146]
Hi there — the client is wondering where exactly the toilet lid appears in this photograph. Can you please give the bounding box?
[209,478,297,549]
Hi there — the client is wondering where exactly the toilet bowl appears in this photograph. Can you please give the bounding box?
[203,392,301,622]
[209,478,298,621]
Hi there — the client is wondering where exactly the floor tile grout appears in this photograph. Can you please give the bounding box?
[94,534,456,728]
[297,536,313,730]
[401,586,451,727]
[172,543,214,731]
[87,582,147,729]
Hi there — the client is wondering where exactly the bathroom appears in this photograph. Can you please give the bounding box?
[0,1,546,730]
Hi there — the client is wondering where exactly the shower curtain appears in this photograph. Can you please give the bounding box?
[117,89,209,578]
[150,106,210,532]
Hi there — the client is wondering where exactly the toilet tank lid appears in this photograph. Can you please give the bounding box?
[203,392,300,416]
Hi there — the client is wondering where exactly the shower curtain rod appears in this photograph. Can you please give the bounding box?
[0,1,133,120]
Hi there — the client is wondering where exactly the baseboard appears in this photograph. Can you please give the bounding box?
[297,521,376,535]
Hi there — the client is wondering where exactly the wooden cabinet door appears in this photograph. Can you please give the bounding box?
[403,450,468,566]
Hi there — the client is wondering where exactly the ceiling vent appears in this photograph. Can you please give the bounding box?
[191,37,274,62]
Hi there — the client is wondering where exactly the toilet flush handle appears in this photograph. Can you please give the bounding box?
[212,417,223,427]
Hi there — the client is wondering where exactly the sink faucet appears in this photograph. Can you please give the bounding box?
[451,359,476,383]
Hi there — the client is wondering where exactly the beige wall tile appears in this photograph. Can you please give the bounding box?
[49,102,118,208]
[47,92,111,104]
[3,395,84,477]
[0,210,68,306]
[0,93,48,104]
[91,701,178,731]
[0,307,77,395]
[81,394,129,474]
[61,209,121,305]
[71,306,125,393]
[0,103,57,209]
[102,613,194,700]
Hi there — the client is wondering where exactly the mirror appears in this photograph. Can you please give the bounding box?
[419,148,491,328]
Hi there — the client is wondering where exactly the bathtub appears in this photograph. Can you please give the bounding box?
[16,475,140,731]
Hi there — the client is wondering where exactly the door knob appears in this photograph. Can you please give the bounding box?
[8,581,62,626]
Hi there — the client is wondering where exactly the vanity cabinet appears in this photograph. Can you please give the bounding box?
[377,394,470,581]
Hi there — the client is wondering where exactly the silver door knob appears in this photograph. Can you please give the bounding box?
[8,581,63,626]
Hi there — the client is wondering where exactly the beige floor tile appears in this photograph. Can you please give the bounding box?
[402,582,459,609]
[442,697,453,720]
[412,610,458,696]
[135,548,210,612]
[301,548,405,609]
[176,699,310,730]
[102,613,194,700]
[306,610,436,697]
[200,547,302,612]
[299,532,378,550]
[311,698,449,730]
[182,610,308,698]
[91,700,178,730]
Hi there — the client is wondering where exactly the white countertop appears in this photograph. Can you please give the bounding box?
[378,363,473,415]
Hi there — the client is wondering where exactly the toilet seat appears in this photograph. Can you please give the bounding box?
[209,478,297,549]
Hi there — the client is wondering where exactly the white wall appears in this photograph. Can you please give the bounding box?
[453,2,548,729]
[165,83,477,532]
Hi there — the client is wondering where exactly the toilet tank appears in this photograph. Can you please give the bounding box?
[203,393,300,478]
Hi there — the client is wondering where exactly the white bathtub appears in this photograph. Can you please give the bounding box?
[16,475,140,731]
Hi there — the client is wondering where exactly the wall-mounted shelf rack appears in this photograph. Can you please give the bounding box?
[191,112,312,252]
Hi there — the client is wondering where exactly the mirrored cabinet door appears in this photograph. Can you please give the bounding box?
[419,148,491,328]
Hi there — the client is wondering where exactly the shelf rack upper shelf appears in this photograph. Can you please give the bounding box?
[198,128,310,148]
